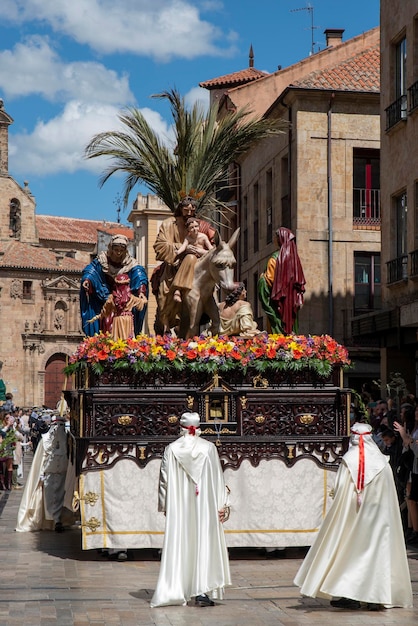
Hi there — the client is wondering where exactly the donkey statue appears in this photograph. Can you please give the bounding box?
[158,228,240,338]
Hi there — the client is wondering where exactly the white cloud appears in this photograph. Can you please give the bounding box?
[0,37,134,104]
[0,0,236,61]
[1,2,222,179]
[0,0,21,20]
[9,101,173,176]
[184,86,210,111]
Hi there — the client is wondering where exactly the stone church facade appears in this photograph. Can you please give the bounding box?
[0,102,134,409]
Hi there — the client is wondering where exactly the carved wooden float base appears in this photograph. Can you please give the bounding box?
[66,367,350,549]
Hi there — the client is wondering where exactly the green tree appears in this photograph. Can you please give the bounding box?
[84,88,284,217]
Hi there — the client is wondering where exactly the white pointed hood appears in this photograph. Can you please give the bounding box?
[171,412,206,487]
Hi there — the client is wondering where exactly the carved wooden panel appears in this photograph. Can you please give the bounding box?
[92,401,185,437]
[78,437,347,474]
[241,397,339,436]
[67,370,350,476]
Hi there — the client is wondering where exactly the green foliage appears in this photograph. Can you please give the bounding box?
[350,389,369,423]
[84,88,285,217]
[0,429,17,457]
[91,362,105,375]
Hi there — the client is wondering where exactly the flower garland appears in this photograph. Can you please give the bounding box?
[64,333,350,378]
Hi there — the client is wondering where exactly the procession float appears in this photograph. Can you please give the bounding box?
[66,92,351,552]
[64,331,351,552]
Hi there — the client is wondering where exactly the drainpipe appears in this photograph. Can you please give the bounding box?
[327,93,335,336]
[233,160,241,252]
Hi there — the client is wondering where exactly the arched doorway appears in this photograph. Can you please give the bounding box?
[44,353,72,409]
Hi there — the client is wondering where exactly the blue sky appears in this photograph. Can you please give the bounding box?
[0,0,379,225]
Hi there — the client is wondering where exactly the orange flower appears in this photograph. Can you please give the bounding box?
[65,331,351,376]
[292,349,304,360]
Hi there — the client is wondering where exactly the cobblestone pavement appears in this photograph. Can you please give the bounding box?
[0,455,417,625]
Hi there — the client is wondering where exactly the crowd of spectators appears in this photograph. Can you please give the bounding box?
[357,385,418,546]
[0,396,53,491]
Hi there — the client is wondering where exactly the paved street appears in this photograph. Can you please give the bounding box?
[0,455,417,625]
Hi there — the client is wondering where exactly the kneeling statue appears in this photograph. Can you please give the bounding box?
[218,283,260,337]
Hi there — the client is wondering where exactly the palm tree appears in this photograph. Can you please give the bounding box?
[84,88,284,218]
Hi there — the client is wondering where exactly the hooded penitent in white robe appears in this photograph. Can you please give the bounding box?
[150,413,231,607]
[294,423,413,608]
[16,420,68,532]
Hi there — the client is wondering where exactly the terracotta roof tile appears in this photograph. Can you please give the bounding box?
[0,240,85,272]
[199,67,269,89]
[293,45,380,92]
[36,215,133,244]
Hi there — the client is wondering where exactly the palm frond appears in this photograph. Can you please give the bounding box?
[85,87,286,214]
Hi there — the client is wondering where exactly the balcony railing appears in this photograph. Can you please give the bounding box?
[386,255,408,284]
[410,249,418,277]
[385,94,407,130]
[353,187,380,226]
[409,80,418,113]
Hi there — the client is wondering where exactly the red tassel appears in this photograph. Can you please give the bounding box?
[357,433,365,497]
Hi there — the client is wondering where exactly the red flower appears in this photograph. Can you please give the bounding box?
[292,349,303,360]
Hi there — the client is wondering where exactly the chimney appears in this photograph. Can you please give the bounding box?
[324,29,344,47]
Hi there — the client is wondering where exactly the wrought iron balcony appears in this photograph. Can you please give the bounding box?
[386,255,408,284]
[410,249,418,277]
[385,94,407,130]
[353,187,380,226]
[409,80,418,112]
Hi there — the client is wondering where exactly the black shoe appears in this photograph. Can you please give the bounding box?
[195,594,215,607]
[368,603,384,611]
[407,531,418,544]
[54,522,64,533]
[330,597,361,609]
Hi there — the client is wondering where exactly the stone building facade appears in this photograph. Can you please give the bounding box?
[0,102,135,408]
[128,193,171,333]
[352,2,418,395]
[201,27,382,389]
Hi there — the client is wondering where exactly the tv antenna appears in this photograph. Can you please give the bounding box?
[290,2,318,55]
